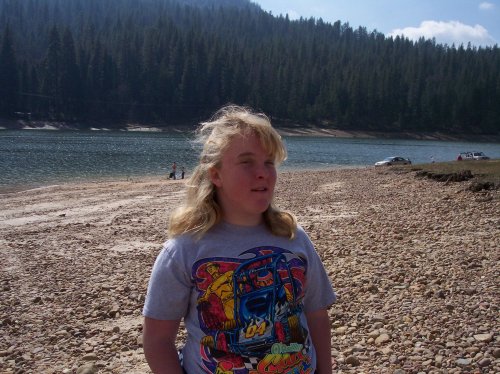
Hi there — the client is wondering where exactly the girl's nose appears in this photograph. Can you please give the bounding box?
[255,163,269,179]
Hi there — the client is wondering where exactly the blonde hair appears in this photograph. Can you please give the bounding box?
[168,105,297,239]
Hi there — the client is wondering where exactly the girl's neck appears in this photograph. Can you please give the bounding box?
[218,220,266,234]
[221,215,263,227]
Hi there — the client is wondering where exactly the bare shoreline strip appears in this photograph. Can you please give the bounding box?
[2,120,499,142]
[1,168,499,373]
[0,165,366,195]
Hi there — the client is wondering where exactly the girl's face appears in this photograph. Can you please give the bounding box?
[209,132,277,226]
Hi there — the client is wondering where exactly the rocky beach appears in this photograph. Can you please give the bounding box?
[1,167,498,373]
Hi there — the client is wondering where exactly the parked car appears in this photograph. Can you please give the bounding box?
[374,156,412,166]
[458,151,490,161]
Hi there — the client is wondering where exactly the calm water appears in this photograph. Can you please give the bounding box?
[1,130,499,192]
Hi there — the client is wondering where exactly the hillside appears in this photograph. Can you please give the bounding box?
[0,0,499,135]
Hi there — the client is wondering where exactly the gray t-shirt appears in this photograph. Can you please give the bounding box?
[143,222,336,373]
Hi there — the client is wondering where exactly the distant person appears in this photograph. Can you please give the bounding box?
[181,167,185,179]
[169,162,177,179]
[142,105,336,374]
[457,154,463,161]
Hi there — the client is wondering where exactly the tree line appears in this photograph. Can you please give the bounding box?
[0,0,499,134]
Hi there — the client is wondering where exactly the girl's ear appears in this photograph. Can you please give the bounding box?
[209,167,222,187]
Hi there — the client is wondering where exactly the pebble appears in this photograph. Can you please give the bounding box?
[493,348,500,358]
[478,358,491,367]
[335,326,348,335]
[345,355,360,366]
[473,333,493,342]
[2,168,498,373]
[375,333,391,345]
[82,353,98,361]
[456,358,472,367]
[76,364,97,374]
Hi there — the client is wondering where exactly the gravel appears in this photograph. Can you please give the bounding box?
[1,167,498,373]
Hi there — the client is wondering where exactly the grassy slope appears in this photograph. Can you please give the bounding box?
[409,159,500,187]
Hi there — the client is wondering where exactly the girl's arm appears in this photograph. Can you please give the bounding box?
[143,317,183,374]
[306,308,333,374]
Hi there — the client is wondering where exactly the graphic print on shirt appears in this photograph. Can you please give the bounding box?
[193,246,313,373]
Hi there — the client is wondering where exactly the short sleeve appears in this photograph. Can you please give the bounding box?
[299,228,336,312]
[142,239,193,320]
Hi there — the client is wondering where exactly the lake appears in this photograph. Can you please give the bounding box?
[1,130,499,192]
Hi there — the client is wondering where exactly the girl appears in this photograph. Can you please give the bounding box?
[143,105,336,374]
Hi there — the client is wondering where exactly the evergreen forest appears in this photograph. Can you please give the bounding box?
[0,0,499,134]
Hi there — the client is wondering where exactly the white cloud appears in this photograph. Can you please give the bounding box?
[479,2,495,10]
[388,20,497,47]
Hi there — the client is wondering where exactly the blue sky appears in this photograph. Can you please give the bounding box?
[253,1,499,47]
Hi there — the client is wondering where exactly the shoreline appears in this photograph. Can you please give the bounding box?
[0,165,369,195]
[1,119,499,142]
[0,175,182,195]
[1,168,498,373]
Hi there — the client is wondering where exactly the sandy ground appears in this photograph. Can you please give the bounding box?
[1,168,499,373]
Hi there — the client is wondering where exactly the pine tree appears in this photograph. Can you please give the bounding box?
[41,25,61,119]
[0,25,19,117]
[59,27,81,119]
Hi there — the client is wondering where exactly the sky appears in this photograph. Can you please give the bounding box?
[253,0,499,47]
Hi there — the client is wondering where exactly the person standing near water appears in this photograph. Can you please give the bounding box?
[169,162,177,179]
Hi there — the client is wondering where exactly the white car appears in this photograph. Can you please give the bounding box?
[375,156,412,166]
[459,152,490,160]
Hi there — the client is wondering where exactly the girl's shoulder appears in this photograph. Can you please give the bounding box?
[294,224,311,240]
[295,224,307,235]
[161,233,199,258]
[291,225,316,251]
[166,232,196,244]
